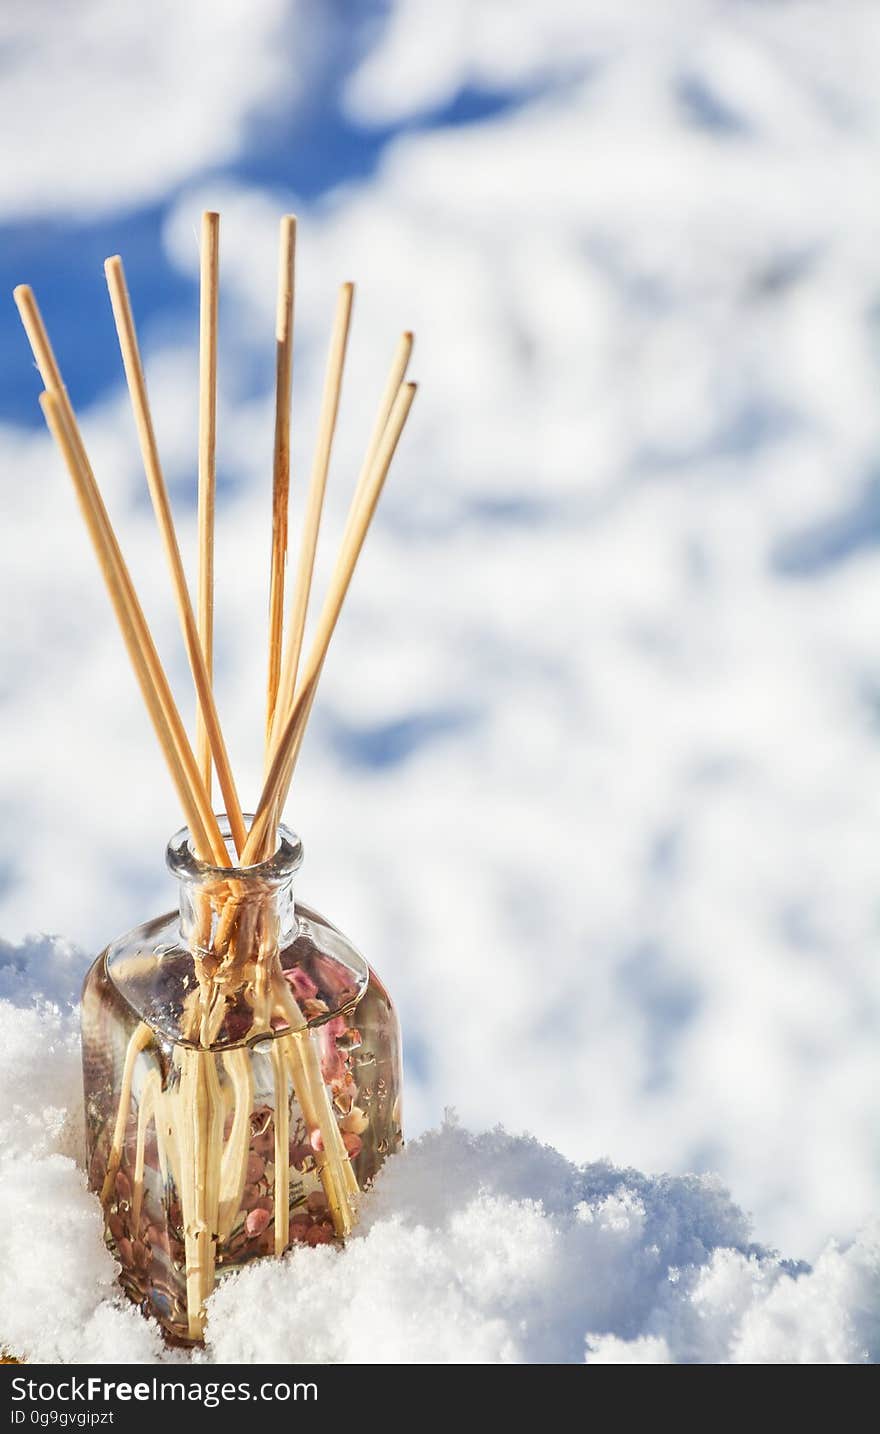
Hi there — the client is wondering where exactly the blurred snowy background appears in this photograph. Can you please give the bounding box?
[2,0,880,1265]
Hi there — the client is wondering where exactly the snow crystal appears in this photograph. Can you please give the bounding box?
[0,940,875,1365]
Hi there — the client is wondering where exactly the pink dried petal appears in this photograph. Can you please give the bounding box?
[245,1207,271,1238]
[321,1047,346,1083]
[283,966,319,1000]
[116,1237,133,1266]
[309,1128,324,1152]
[342,1131,363,1158]
[146,1224,170,1254]
[114,1170,131,1202]
[246,1152,265,1183]
[311,954,353,998]
[306,1224,334,1246]
[142,1134,160,1169]
[307,1190,328,1215]
[223,1009,254,1042]
[132,1240,150,1271]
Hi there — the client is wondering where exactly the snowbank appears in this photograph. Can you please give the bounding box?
[0,938,876,1365]
[207,1121,880,1366]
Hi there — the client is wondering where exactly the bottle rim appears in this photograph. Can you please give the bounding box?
[166,814,304,886]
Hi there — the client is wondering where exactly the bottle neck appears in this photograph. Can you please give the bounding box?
[177,869,298,956]
[167,816,303,959]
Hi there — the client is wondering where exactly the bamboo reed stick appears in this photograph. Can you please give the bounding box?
[36,388,227,867]
[200,1051,226,1327]
[104,256,247,860]
[271,1040,290,1254]
[131,1068,161,1234]
[266,216,297,752]
[15,287,225,863]
[197,212,220,796]
[97,1020,153,1207]
[263,334,414,839]
[248,381,417,861]
[266,282,354,768]
[271,999,351,1235]
[217,1050,253,1241]
[177,1054,206,1339]
[255,333,413,850]
[261,330,412,838]
[347,331,413,533]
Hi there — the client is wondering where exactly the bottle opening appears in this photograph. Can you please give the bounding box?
[166,814,304,886]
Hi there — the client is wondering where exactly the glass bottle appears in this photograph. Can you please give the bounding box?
[80,818,402,1344]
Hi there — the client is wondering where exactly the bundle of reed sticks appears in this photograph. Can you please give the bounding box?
[15,212,415,867]
[14,210,416,1338]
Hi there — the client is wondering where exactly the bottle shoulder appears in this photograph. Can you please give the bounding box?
[83,898,390,1051]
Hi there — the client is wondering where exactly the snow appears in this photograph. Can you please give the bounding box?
[0,962,166,1363]
[207,1126,880,1365]
[0,945,876,1365]
[0,0,879,1299]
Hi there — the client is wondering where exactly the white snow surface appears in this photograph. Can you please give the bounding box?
[1,0,880,1281]
[0,939,877,1365]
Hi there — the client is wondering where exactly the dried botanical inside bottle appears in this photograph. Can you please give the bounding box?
[81,820,402,1344]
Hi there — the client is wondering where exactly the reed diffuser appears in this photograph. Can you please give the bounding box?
[14,212,415,1343]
